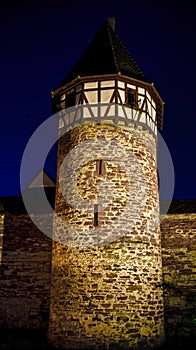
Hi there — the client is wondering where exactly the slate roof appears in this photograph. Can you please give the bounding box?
[1,196,196,215]
[56,18,151,89]
[0,189,56,214]
[160,200,196,214]
[0,169,56,214]
[24,169,55,189]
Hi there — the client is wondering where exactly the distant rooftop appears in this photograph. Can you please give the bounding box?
[25,169,55,189]
[160,200,196,215]
[1,194,196,216]
[55,18,151,89]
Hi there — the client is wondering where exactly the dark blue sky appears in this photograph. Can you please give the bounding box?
[0,0,195,199]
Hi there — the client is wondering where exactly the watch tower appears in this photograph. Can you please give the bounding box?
[48,18,165,349]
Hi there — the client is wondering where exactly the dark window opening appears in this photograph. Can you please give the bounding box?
[66,91,75,107]
[96,160,106,175]
[98,160,103,175]
[76,92,83,105]
[126,89,137,108]
[94,204,98,226]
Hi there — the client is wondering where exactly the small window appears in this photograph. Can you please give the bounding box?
[94,204,99,226]
[76,92,83,105]
[126,89,136,108]
[96,160,106,175]
[66,91,75,107]
[98,160,102,175]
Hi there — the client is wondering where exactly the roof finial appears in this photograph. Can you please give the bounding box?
[108,17,115,31]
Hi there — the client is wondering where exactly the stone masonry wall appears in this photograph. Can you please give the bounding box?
[161,214,196,339]
[48,122,165,349]
[0,198,195,343]
[0,208,4,266]
[0,212,52,329]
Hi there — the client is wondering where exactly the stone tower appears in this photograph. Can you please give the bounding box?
[48,19,165,349]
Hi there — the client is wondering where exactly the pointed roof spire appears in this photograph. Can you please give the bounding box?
[25,169,55,190]
[56,19,151,89]
[108,17,115,31]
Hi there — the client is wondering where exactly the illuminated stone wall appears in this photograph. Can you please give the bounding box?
[48,122,165,349]
[0,201,195,346]
[0,206,4,266]
[0,212,52,329]
[161,213,196,339]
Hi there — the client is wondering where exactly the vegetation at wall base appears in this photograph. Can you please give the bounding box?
[0,329,195,349]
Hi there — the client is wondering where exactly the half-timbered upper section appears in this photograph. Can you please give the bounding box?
[52,18,164,132]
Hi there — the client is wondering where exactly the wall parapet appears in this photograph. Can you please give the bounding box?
[161,213,196,339]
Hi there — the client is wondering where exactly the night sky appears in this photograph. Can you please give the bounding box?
[0,0,195,199]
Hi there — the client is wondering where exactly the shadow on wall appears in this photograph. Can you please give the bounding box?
[0,194,53,330]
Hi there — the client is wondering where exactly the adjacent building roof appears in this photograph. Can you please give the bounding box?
[0,169,56,214]
[160,200,196,215]
[1,195,196,215]
[56,18,151,89]
[25,169,55,189]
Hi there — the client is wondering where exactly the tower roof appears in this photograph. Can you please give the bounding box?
[25,169,55,189]
[56,18,151,88]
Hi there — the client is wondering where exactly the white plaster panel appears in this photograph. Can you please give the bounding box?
[85,91,98,103]
[101,80,115,87]
[101,89,114,103]
[85,82,98,89]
